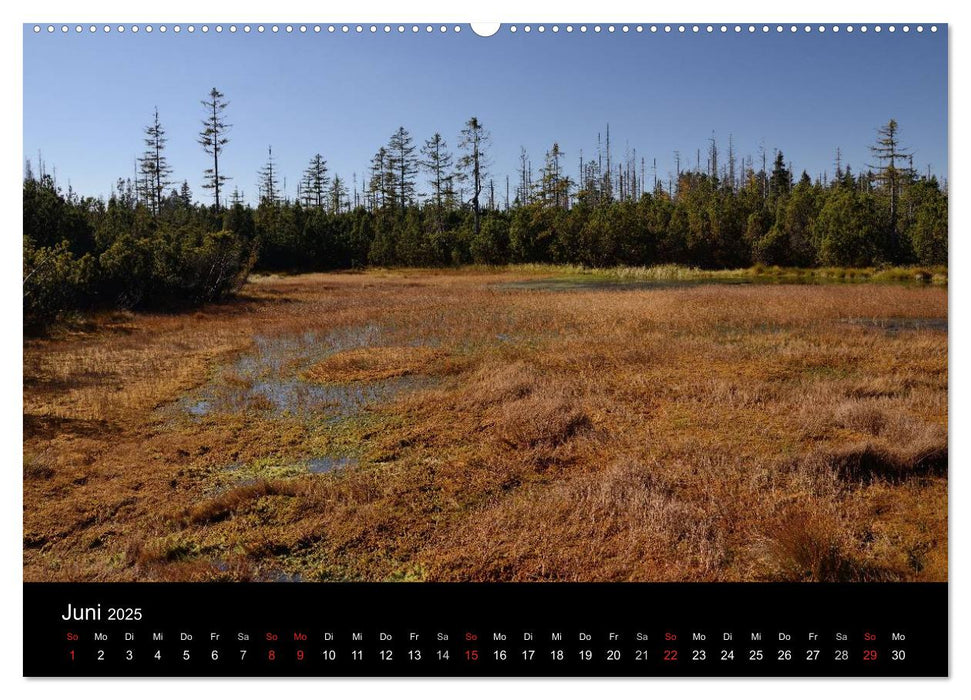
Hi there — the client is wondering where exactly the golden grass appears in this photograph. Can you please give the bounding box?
[23,269,947,582]
[502,263,948,284]
[302,345,445,383]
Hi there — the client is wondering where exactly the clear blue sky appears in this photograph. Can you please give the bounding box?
[23,25,947,204]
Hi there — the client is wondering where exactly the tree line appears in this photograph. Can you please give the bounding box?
[23,87,948,328]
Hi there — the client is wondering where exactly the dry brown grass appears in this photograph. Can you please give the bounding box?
[302,345,445,383]
[23,270,947,582]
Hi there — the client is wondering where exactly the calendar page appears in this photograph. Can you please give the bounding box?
[21,16,948,678]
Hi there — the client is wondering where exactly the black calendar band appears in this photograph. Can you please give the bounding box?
[24,582,948,677]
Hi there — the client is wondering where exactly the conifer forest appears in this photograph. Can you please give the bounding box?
[23,87,947,327]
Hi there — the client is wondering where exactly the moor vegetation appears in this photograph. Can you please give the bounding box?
[23,271,946,582]
[23,87,947,583]
[23,86,947,328]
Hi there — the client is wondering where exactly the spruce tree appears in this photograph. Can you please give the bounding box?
[301,154,329,209]
[420,133,455,210]
[459,117,489,237]
[387,127,418,213]
[137,108,172,218]
[870,119,912,247]
[257,146,279,205]
[198,87,231,212]
[329,175,348,213]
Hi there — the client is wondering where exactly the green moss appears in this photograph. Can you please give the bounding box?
[386,562,427,582]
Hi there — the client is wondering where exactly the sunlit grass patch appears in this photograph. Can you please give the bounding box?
[505,263,947,285]
[302,345,447,383]
[183,480,300,525]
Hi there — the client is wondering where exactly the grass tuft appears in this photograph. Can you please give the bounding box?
[302,346,445,383]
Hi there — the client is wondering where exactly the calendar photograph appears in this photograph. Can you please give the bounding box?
[23,22,947,589]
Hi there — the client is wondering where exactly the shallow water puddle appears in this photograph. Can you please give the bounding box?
[843,317,947,333]
[306,455,358,473]
[177,323,435,418]
[179,324,435,495]
[186,399,212,417]
[212,453,356,490]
